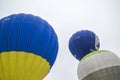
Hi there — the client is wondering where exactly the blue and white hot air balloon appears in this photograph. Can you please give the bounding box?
[0,13,59,80]
[69,30,100,60]
[69,30,120,80]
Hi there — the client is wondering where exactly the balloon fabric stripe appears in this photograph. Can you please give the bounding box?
[80,50,107,62]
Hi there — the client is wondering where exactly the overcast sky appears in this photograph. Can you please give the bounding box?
[0,0,120,80]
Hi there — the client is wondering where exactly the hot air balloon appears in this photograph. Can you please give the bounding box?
[69,30,100,60]
[0,13,59,80]
[77,50,120,80]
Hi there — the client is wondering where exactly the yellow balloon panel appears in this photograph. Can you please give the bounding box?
[0,51,50,80]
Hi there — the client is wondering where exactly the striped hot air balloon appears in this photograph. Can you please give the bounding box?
[69,30,100,60]
[0,13,59,80]
[77,50,120,80]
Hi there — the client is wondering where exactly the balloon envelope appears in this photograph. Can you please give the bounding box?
[0,13,59,80]
[69,30,100,60]
[77,50,120,80]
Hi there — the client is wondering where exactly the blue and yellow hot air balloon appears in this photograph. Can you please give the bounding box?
[0,13,59,80]
[69,30,100,60]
